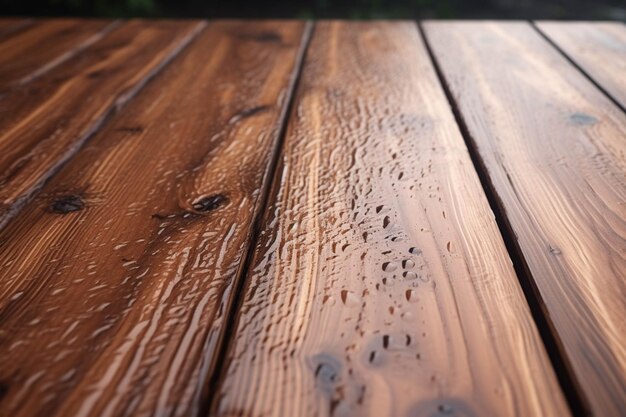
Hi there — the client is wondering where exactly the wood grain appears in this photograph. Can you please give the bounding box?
[0,19,117,90]
[0,20,203,230]
[423,21,626,417]
[212,21,569,417]
[0,20,309,417]
[535,21,626,109]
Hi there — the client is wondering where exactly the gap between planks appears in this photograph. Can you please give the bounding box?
[209,20,570,417]
[13,20,122,88]
[201,20,315,416]
[0,20,314,417]
[417,21,589,417]
[0,20,207,231]
[0,19,614,416]
[200,19,592,416]
[531,21,626,114]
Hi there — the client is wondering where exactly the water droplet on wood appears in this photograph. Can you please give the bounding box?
[382,261,398,272]
[409,247,421,255]
[192,194,227,212]
[403,271,418,280]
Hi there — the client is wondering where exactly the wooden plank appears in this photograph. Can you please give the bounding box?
[0,18,35,39]
[423,21,626,417]
[212,21,569,417]
[0,20,204,230]
[0,20,309,417]
[0,18,117,89]
[535,21,626,110]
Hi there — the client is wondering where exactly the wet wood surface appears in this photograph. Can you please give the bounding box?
[0,20,308,417]
[0,20,203,229]
[0,19,117,90]
[0,19,624,417]
[536,21,626,109]
[212,21,569,417]
[423,21,626,417]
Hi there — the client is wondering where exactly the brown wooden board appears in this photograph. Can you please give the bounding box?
[0,20,309,417]
[0,18,35,40]
[211,21,570,417]
[536,21,626,110]
[0,19,117,90]
[0,20,204,230]
[423,21,626,417]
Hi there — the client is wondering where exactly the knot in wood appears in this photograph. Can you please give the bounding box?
[192,194,227,213]
[50,195,85,214]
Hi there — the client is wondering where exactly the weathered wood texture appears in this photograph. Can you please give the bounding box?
[536,21,626,109]
[212,21,569,417]
[0,19,117,90]
[423,21,626,417]
[0,21,309,417]
[0,20,203,230]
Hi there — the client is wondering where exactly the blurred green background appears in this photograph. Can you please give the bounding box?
[0,0,624,19]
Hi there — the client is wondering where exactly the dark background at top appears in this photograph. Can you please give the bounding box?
[0,0,625,20]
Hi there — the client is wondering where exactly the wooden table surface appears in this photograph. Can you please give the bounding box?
[0,18,624,417]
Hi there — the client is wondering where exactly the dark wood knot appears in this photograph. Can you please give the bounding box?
[237,31,282,43]
[315,361,339,385]
[311,353,342,388]
[229,105,271,124]
[570,112,597,126]
[192,194,227,213]
[116,126,144,134]
[87,69,105,79]
[238,105,270,119]
[49,194,85,214]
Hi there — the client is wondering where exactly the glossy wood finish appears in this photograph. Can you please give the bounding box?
[1,19,625,417]
[212,21,569,417]
[0,21,309,417]
[423,21,626,417]
[0,20,203,230]
[536,21,626,109]
[0,19,117,90]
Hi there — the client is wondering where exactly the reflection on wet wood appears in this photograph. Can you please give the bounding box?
[0,19,116,90]
[424,21,626,417]
[536,21,626,109]
[0,20,203,229]
[0,20,309,417]
[0,18,623,417]
[212,21,569,417]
